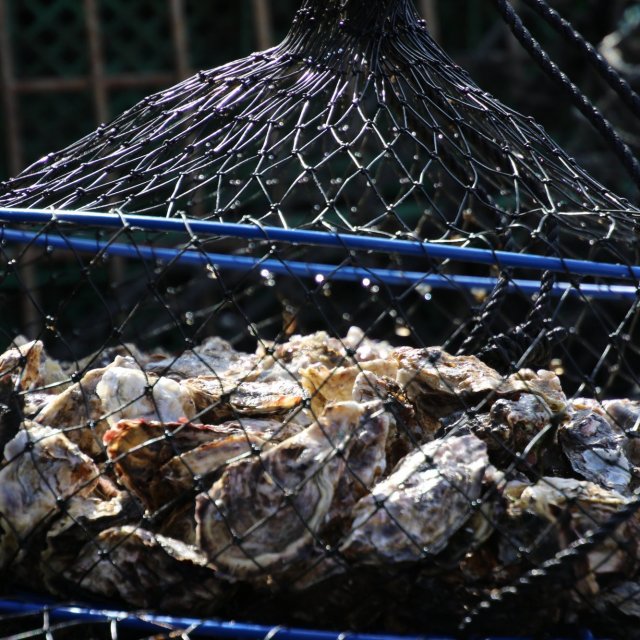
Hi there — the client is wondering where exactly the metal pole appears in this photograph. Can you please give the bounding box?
[0,0,22,174]
[84,0,109,123]
[419,0,440,43]
[0,0,40,338]
[252,0,275,50]
[170,0,191,80]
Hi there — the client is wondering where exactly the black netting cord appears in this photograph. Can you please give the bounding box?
[475,269,567,371]
[519,0,640,122]
[491,0,640,195]
[461,496,640,633]
[456,270,511,357]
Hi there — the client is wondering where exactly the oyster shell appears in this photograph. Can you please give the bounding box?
[510,477,640,578]
[104,419,240,508]
[339,434,489,564]
[146,336,258,380]
[148,434,267,511]
[324,401,393,537]
[300,359,397,416]
[394,347,567,416]
[570,397,609,417]
[352,370,425,464]
[60,525,230,613]
[476,394,559,469]
[77,342,150,370]
[0,339,43,390]
[602,399,640,466]
[36,366,108,458]
[502,369,567,413]
[342,326,393,362]
[215,416,307,443]
[0,423,99,570]
[256,331,348,382]
[195,402,365,581]
[184,377,305,423]
[96,358,196,426]
[559,411,631,493]
[39,491,137,593]
[394,347,505,398]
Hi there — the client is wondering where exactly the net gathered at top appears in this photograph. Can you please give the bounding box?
[2,1,640,638]
[1,0,638,243]
[2,0,640,391]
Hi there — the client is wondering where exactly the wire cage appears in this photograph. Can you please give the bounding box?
[2,0,640,638]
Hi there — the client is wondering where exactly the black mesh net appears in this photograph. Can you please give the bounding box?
[1,0,640,638]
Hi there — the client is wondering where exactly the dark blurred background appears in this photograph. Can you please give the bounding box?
[0,0,639,202]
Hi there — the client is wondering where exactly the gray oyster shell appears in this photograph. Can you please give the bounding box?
[195,402,365,581]
[0,423,99,570]
[340,434,489,564]
[60,525,231,613]
[559,411,631,493]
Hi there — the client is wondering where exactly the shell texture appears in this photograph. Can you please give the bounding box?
[0,330,638,632]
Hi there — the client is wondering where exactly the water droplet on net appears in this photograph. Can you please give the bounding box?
[416,284,432,300]
[185,311,195,326]
[259,269,275,287]
[395,323,411,337]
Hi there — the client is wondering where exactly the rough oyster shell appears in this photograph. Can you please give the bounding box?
[602,399,640,467]
[36,366,109,458]
[39,491,137,593]
[508,477,640,580]
[324,401,393,538]
[559,411,631,493]
[256,331,349,382]
[60,525,231,613]
[146,336,258,380]
[0,423,99,570]
[148,434,268,511]
[394,347,567,415]
[340,434,489,564]
[184,376,305,423]
[104,419,240,508]
[97,358,196,426]
[300,359,397,416]
[195,402,366,581]
[0,339,43,390]
[352,370,425,464]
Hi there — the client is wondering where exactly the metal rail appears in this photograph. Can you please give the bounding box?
[2,227,636,300]
[2,208,640,282]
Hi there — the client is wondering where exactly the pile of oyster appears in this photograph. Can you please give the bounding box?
[1,328,639,634]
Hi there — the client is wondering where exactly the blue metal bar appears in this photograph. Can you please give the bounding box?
[0,596,595,639]
[1,228,637,300]
[0,596,588,639]
[0,597,451,640]
[1,207,639,281]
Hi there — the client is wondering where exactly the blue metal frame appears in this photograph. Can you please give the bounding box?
[0,596,596,639]
[2,206,639,300]
[0,208,639,281]
[1,227,637,300]
[0,209,608,638]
